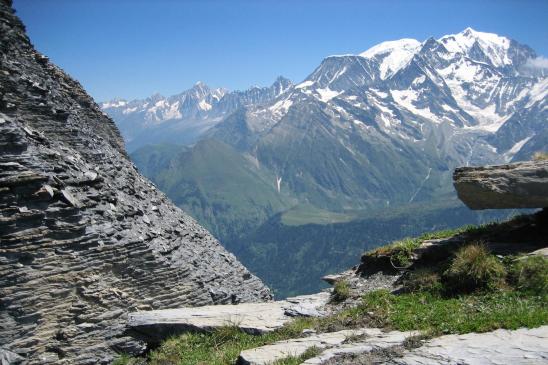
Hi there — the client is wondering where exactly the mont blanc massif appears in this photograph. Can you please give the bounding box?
[102,28,547,297]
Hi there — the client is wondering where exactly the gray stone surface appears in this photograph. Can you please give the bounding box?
[312,326,548,364]
[0,348,23,365]
[0,1,270,364]
[237,328,416,365]
[395,326,548,365]
[128,292,329,341]
[238,329,363,365]
[453,161,548,209]
[284,292,330,318]
[302,329,415,364]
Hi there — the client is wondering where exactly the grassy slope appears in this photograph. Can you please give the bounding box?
[131,139,295,243]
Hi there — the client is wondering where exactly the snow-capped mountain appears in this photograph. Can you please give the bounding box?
[280,27,540,132]
[101,77,292,151]
[229,28,545,157]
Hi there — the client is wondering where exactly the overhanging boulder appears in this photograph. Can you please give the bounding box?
[453,160,548,210]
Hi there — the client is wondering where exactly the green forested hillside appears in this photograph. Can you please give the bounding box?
[132,140,296,241]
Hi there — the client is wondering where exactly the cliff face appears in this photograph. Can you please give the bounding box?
[0,1,271,364]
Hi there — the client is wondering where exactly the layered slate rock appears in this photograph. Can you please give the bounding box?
[0,1,270,364]
[453,160,548,209]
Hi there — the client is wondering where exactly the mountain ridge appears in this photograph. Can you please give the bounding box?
[104,27,546,157]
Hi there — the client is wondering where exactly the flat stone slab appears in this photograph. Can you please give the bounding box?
[396,326,548,365]
[453,160,548,209]
[127,292,329,341]
[238,328,416,365]
[302,329,415,364]
[238,329,363,365]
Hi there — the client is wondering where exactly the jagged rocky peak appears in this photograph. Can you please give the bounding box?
[147,92,165,103]
[182,81,228,104]
[101,75,293,149]
[271,75,293,95]
[0,1,271,364]
[191,80,210,94]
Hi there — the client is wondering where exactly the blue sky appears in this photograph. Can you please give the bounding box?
[13,0,548,102]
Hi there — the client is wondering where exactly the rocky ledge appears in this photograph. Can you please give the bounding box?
[127,292,330,342]
[0,1,270,364]
[453,160,548,209]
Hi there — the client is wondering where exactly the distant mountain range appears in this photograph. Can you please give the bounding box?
[103,28,547,297]
[102,77,293,152]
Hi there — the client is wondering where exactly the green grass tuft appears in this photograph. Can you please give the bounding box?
[366,237,422,268]
[139,318,318,365]
[362,222,513,269]
[402,267,443,294]
[508,256,548,296]
[444,243,506,293]
[363,225,485,268]
[331,280,351,303]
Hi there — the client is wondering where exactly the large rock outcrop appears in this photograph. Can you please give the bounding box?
[453,160,548,210]
[0,1,270,363]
